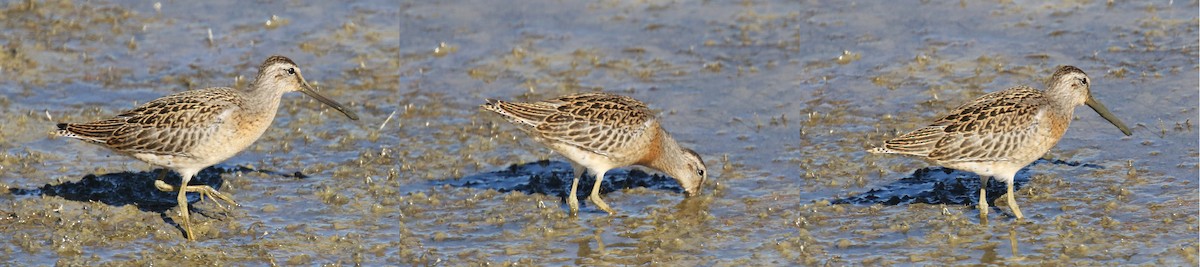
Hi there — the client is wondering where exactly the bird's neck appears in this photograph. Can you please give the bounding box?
[640,127,685,173]
[242,81,286,114]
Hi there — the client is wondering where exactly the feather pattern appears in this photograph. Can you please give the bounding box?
[481,92,708,214]
[55,88,242,157]
[867,65,1132,219]
[49,55,360,240]
[873,86,1046,164]
[483,93,653,157]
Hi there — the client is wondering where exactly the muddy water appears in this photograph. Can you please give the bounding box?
[398,0,1197,265]
[0,0,399,265]
[0,0,1194,265]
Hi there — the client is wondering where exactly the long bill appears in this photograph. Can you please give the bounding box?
[1085,96,1132,136]
[299,81,360,120]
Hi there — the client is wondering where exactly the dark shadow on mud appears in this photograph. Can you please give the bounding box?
[8,165,304,213]
[833,159,1102,206]
[438,160,685,202]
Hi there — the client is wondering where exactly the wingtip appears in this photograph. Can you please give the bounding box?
[866,147,891,154]
[480,99,504,111]
[52,123,73,138]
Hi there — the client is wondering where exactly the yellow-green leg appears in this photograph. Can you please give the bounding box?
[1006,178,1024,219]
[568,163,584,216]
[153,169,239,210]
[154,180,239,210]
[174,170,198,240]
[157,168,237,240]
[589,169,615,215]
[978,176,989,218]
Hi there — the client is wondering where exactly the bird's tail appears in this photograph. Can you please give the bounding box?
[52,120,122,144]
[480,99,555,127]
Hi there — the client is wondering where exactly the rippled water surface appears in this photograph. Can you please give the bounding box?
[0,0,1196,265]
[0,0,399,265]
[398,0,1197,265]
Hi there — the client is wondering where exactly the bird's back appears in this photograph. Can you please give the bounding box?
[55,88,244,157]
[482,93,656,157]
[871,86,1054,166]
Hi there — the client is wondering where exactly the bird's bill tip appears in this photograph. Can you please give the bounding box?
[1085,96,1132,136]
[300,83,360,121]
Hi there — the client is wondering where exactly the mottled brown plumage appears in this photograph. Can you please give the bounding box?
[57,89,243,156]
[482,93,706,215]
[53,55,358,240]
[869,65,1132,219]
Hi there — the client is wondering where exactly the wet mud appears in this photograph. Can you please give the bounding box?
[0,0,399,265]
[0,0,1194,265]
[397,0,1198,265]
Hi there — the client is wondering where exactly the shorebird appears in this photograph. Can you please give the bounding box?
[869,65,1132,219]
[482,93,707,215]
[53,55,359,240]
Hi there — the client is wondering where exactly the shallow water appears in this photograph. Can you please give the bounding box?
[0,0,1195,265]
[0,0,399,265]
[398,0,1197,265]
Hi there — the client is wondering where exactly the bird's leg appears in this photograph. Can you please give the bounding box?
[187,185,239,210]
[155,178,239,211]
[1006,178,1024,219]
[177,173,195,241]
[978,175,990,218]
[589,170,614,215]
[153,169,173,191]
[568,163,584,216]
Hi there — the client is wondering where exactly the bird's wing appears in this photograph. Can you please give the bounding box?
[873,86,1045,163]
[56,88,243,157]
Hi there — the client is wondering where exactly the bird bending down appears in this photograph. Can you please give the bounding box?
[53,55,359,240]
[869,66,1132,219]
[482,93,707,215]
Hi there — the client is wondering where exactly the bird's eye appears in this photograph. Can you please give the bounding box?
[1078,77,1087,86]
[286,68,296,75]
[697,169,705,177]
